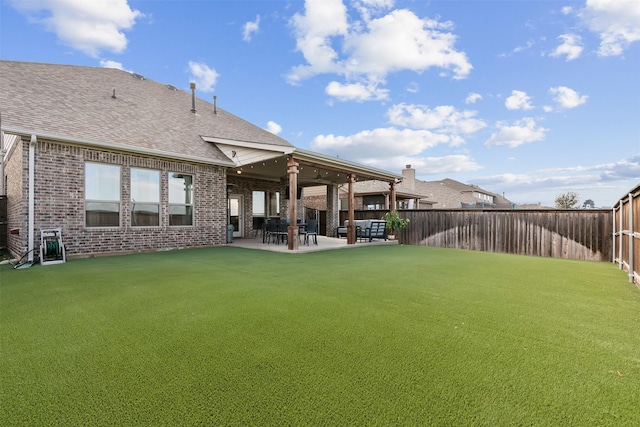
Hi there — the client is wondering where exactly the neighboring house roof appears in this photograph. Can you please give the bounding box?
[0,60,291,166]
[347,180,432,201]
[412,178,514,208]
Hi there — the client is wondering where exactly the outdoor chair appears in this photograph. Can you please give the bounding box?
[274,222,288,245]
[302,219,318,245]
[265,220,278,244]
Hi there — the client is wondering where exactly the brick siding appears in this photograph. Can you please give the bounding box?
[7,138,230,258]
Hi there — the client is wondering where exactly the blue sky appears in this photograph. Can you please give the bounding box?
[1,0,638,207]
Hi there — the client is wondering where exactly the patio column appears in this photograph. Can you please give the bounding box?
[389,182,397,212]
[347,174,356,245]
[326,183,339,238]
[287,157,299,250]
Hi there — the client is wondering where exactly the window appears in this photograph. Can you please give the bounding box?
[85,163,121,227]
[363,195,384,210]
[131,168,160,227]
[269,191,280,216]
[168,173,193,226]
[252,191,266,217]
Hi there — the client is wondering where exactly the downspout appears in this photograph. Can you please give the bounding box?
[28,134,36,262]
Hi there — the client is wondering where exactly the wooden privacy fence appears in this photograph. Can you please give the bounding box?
[342,209,612,261]
[613,183,640,286]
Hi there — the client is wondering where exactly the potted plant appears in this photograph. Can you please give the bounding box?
[382,211,410,239]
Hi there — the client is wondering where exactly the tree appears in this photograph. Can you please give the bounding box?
[582,199,596,208]
[555,192,580,209]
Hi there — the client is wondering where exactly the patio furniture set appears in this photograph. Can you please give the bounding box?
[336,220,388,242]
[263,219,318,245]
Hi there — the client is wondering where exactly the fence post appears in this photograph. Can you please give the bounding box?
[619,201,624,270]
[612,206,616,263]
[629,193,634,283]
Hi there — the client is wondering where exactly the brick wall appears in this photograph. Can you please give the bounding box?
[8,138,229,258]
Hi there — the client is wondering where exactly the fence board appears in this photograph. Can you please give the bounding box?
[341,208,613,262]
[613,184,640,286]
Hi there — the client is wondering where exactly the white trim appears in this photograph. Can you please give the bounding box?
[202,136,295,154]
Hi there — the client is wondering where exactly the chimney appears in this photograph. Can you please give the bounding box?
[402,164,415,190]
[190,82,197,113]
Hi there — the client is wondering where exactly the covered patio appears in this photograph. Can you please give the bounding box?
[209,137,403,251]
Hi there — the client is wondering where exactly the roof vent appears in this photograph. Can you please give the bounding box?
[213,95,218,115]
[190,82,197,113]
[112,89,117,99]
[131,72,145,80]
[166,84,178,91]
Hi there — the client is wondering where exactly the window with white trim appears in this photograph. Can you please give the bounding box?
[85,163,121,227]
[131,168,160,227]
[168,172,193,226]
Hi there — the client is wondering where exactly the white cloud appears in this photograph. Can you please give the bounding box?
[288,0,472,99]
[405,82,419,93]
[550,33,583,61]
[499,40,534,57]
[470,155,640,206]
[342,9,472,79]
[505,90,534,110]
[311,127,456,160]
[243,15,260,42]
[549,86,588,109]
[10,0,142,57]
[579,0,640,56]
[372,154,482,175]
[485,118,547,148]
[465,92,482,104]
[513,40,534,53]
[353,0,395,21]
[188,61,219,93]
[265,121,282,135]
[310,127,482,174]
[100,60,124,70]
[387,103,486,135]
[325,81,389,102]
[288,0,348,84]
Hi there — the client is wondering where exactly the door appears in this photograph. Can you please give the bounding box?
[229,195,243,237]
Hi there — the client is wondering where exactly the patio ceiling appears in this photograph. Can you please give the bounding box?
[206,138,401,186]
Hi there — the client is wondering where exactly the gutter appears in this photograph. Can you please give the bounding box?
[1,126,236,168]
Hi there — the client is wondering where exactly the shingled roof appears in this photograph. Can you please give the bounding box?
[0,60,292,165]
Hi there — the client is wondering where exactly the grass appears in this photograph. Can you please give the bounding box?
[1,245,639,426]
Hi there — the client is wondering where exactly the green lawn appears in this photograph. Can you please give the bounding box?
[1,246,639,426]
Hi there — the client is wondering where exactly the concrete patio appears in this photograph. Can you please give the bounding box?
[226,235,398,253]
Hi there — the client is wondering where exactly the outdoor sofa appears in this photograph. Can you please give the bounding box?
[336,220,388,242]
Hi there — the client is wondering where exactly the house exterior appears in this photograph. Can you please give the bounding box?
[400,165,515,209]
[0,60,401,258]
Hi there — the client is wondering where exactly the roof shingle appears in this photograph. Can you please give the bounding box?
[0,60,293,164]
